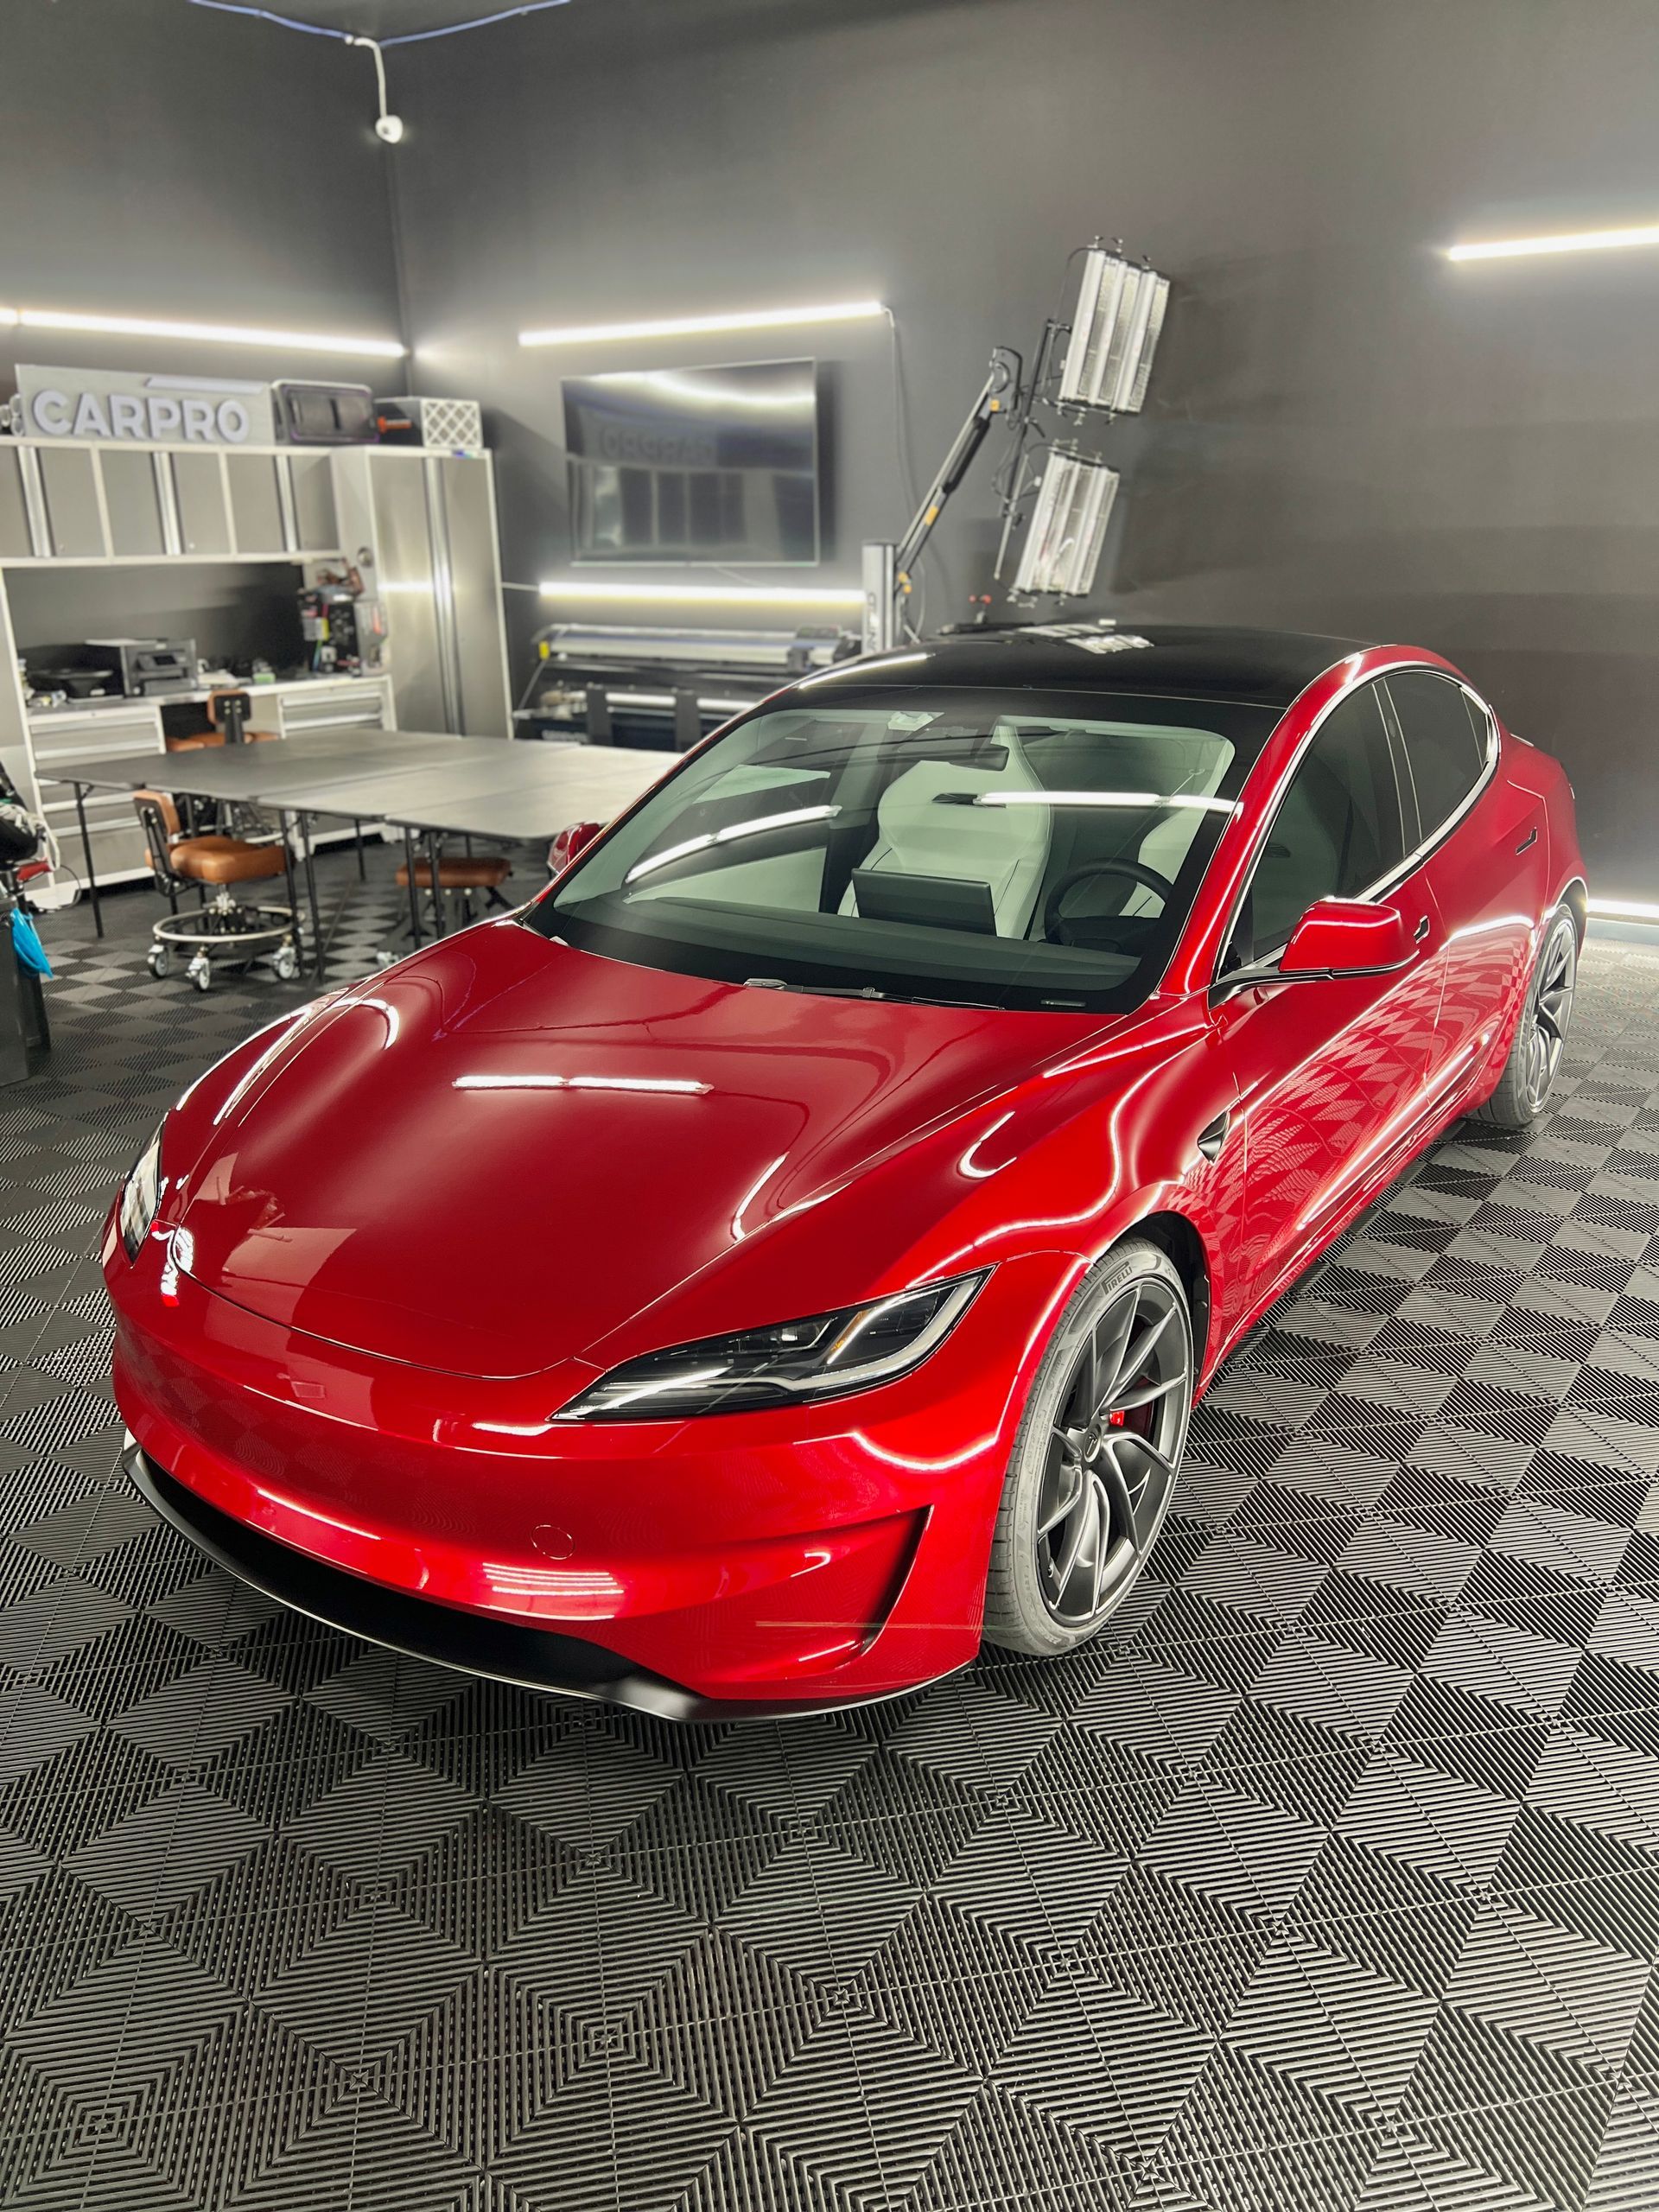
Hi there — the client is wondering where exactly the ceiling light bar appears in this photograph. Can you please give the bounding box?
[10,308,405,357]
[1446,223,1659,264]
[539,579,865,610]
[519,299,886,348]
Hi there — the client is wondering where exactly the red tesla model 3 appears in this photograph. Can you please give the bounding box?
[105,627,1584,1717]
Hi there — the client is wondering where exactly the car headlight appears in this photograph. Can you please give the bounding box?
[118,1124,164,1262]
[556,1270,988,1422]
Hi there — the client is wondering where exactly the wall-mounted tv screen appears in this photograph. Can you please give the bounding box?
[563,359,819,566]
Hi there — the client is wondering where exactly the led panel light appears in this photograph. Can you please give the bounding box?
[519,299,886,349]
[538,579,865,609]
[1058,251,1168,414]
[1012,452,1120,598]
[15,308,405,357]
[1446,223,1659,263]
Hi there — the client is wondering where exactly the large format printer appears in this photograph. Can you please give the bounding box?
[515,623,861,751]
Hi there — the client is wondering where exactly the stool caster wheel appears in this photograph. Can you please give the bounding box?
[273,943,300,983]
[188,952,212,993]
[146,944,171,980]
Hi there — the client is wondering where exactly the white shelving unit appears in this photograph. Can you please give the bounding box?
[0,432,512,899]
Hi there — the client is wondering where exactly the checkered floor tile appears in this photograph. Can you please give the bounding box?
[4,862,1659,2210]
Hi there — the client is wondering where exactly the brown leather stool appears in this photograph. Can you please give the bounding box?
[395,849,513,928]
[133,790,301,990]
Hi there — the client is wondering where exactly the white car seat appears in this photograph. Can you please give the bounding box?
[843,728,1050,938]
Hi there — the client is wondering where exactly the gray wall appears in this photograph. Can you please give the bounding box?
[388,0,1659,898]
[2,0,404,400]
[9,0,1659,892]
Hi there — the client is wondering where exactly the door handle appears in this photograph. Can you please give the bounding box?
[1414,915,1431,942]
[1196,1110,1230,1164]
[1516,826,1538,855]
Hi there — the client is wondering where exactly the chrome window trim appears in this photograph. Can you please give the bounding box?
[1210,670,1411,987]
[1210,666,1500,992]
[1372,672,1499,893]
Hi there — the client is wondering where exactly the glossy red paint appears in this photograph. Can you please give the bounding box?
[105,632,1586,1715]
[1280,897,1414,976]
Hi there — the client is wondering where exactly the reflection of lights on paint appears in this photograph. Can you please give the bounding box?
[958,1110,1015,1179]
[454,1072,710,1095]
[159,1224,194,1304]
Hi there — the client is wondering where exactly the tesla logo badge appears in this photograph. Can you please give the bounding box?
[160,1227,194,1304]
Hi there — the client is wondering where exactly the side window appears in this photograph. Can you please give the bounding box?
[1236,684,1405,961]
[1388,670,1490,840]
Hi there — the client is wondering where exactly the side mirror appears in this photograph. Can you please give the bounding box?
[1217,897,1414,999]
[547,818,603,877]
[1281,897,1414,977]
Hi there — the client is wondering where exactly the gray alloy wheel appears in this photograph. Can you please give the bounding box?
[1474,906,1578,1129]
[983,1238,1192,1657]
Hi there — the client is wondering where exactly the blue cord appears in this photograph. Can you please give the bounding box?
[383,3,571,43]
[185,2,350,37]
[184,0,571,41]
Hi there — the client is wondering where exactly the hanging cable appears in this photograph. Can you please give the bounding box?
[183,0,572,44]
[379,3,571,43]
[184,2,352,36]
[346,34,403,137]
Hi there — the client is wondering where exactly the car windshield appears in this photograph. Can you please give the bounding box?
[531,684,1281,1011]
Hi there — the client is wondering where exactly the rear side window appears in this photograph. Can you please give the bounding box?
[1388,670,1491,840]
[1240,683,1405,957]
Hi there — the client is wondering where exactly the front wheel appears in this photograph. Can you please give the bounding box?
[1473,905,1578,1129]
[983,1238,1193,1657]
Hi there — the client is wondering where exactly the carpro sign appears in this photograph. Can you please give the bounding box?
[16,365,276,446]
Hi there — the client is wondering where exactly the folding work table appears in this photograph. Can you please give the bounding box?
[37,729,673,976]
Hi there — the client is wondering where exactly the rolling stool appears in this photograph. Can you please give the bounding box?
[133,790,301,991]
[395,847,513,933]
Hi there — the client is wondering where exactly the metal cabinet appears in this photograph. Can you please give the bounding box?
[366,450,510,738]
[39,448,106,558]
[226,453,288,557]
[287,453,340,553]
[101,449,168,557]
[27,703,162,887]
[0,450,35,561]
[275,679,391,736]
[172,452,233,557]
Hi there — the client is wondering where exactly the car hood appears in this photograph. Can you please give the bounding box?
[170,923,1113,1378]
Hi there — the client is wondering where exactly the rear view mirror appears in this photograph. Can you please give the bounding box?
[548,819,603,876]
[1281,898,1413,977]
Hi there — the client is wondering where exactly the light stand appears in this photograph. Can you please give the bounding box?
[860,239,1168,652]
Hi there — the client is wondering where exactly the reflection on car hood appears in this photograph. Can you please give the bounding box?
[170,923,1112,1377]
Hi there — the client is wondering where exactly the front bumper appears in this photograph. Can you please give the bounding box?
[124,1442,925,1720]
[107,1230,1071,1713]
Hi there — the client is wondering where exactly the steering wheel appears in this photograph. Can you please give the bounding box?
[1043,858,1178,947]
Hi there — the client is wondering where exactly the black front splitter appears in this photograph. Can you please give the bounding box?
[121,1443,950,1723]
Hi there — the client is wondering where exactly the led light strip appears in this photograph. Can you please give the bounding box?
[1446,223,1659,264]
[1589,898,1659,922]
[0,306,405,357]
[605,690,754,712]
[519,298,887,348]
[539,579,865,610]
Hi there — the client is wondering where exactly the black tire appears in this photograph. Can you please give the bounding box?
[983,1237,1193,1658]
[1472,906,1578,1130]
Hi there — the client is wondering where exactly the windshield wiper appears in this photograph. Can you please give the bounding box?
[746,976,887,1000]
[744,976,1002,1010]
